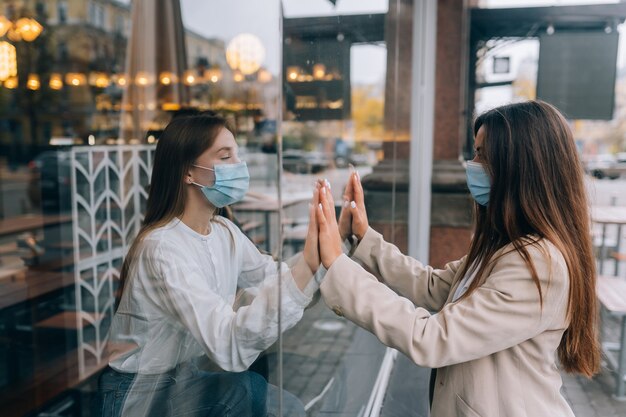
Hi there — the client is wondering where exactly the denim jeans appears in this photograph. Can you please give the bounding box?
[92,363,305,417]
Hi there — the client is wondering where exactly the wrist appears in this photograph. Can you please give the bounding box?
[323,250,342,269]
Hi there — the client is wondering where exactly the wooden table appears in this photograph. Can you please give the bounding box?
[0,214,72,238]
[233,192,311,252]
[591,205,626,275]
[0,268,73,310]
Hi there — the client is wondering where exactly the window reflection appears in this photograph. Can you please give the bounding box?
[0,0,402,415]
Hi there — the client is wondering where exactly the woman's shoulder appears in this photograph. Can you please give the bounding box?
[212,215,238,231]
[138,222,188,255]
[212,215,248,240]
[493,237,568,279]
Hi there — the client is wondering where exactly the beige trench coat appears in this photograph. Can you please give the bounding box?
[320,227,574,417]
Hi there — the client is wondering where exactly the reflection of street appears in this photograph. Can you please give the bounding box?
[243,162,380,415]
[266,298,387,415]
[241,161,373,255]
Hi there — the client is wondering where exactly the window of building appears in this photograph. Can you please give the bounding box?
[58,0,68,23]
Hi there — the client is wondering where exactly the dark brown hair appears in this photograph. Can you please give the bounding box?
[459,100,600,377]
[118,114,231,295]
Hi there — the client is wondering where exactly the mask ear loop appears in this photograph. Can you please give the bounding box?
[192,164,215,172]
[189,164,216,188]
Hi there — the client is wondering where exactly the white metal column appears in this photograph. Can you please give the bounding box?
[367,1,439,416]
[408,0,438,262]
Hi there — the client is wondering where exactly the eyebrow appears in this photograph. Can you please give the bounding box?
[216,147,233,153]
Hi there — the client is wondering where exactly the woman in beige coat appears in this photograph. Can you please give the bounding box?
[306,100,600,417]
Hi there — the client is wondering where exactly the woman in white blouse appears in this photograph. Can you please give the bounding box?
[94,113,320,417]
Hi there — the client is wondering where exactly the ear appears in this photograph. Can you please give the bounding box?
[185,172,193,184]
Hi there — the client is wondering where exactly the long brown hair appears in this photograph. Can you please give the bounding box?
[118,113,231,295]
[458,100,600,377]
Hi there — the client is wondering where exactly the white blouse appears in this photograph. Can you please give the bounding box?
[452,262,479,302]
[108,216,317,374]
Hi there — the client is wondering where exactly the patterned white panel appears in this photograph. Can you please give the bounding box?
[70,145,155,376]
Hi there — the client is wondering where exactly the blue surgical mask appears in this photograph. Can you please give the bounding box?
[465,161,491,206]
[191,162,250,208]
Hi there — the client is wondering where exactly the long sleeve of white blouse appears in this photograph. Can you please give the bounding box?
[141,231,314,372]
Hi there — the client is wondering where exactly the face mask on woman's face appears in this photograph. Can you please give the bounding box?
[465,161,491,206]
[191,162,250,208]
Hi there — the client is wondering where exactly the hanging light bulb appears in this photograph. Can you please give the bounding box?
[0,16,12,38]
[4,75,18,89]
[183,70,196,86]
[135,71,154,86]
[26,74,40,90]
[112,74,127,87]
[65,73,86,86]
[159,71,178,85]
[0,41,17,82]
[546,23,555,36]
[88,72,110,88]
[286,66,300,81]
[204,66,222,83]
[233,70,244,83]
[313,63,326,80]
[15,18,43,42]
[49,73,63,90]
[226,33,265,75]
[95,73,110,88]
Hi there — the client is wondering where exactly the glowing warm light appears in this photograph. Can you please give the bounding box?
[159,71,178,85]
[226,33,265,75]
[96,74,110,88]
[65,73,86,86]
[183,70,196,85]
[313,63,326,80]
[26,73,40,90]
[204,66,222,83]
[4,75,17,88]
[135,71,153,86]
[113,74,127,87]
[15,18,43,42]
[49,73,63,90]
[327,99,343,109]
[233,70,244,83]
[88,135,95,145]
[0,16,12,37]
[147,135,156,144]
[287,66,300,81]
[257,69,272,83]
[162,102,181,111]
[7,27,21,41]
[89,72,110,88]
[0,41,17,81]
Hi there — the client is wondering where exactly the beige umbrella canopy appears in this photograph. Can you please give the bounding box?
[120,0,190,141]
